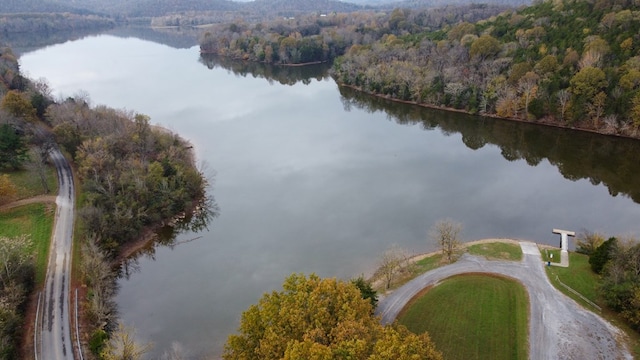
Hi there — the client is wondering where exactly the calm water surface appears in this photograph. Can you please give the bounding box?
[20,34,640,358]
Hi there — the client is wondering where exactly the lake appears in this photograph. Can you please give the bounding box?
[19,31,640,358]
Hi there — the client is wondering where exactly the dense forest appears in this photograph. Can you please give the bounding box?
[199,5,511,64]
[332,0,640,137]
[0,13,116,35]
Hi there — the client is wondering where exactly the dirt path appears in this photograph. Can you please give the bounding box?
[0,195,57,212]
[376,241,632,360]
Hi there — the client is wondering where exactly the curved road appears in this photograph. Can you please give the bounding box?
[376,242,632,360]
[37,148,75,360]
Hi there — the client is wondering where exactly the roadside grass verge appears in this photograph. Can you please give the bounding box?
[412,253,445,275]
[398,273,528,360]
[0,203,54,285]
[467,242,522,261]
[546,252,598,304]
[6,166,58,199]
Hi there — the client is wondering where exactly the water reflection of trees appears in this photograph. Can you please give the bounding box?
[339,86,640,203]
[118,195,219,279]
[199,54,331,86]
[5,28,106,56]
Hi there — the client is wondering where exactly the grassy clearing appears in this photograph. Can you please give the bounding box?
[0,203,54,285]
[398,274,528,360]
[5,166,58,199]
[467,242,523,261]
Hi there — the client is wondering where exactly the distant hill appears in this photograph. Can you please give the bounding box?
[390,0,530,8]
[44,0,241,16]
[244,0,364,13]
[0,0,88,14]
[45,0,363,17]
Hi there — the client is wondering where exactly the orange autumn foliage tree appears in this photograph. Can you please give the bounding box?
[224,273,442,360]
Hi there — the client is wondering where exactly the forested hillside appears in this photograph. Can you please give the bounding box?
[333,0,640,138]
[0,13,115,35]
[48,0,362,17]
[199,5,511,64]
[0,0,82,14]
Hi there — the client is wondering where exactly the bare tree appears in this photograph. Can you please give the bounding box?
[378,244,409,290]
[430,219,462,263]
[575,230,605,255]
[557,89,571,121]
[161,342,189,360]
[101,323,153,360]
[0,234,32,288]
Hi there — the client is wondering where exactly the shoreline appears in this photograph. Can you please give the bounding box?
[337,83,640,141]
[198,51,329,67]
[369,238,551,290]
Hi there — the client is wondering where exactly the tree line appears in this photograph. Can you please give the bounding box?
[0,13,116,35]
[199,5,511,65]
[332,0,640,138]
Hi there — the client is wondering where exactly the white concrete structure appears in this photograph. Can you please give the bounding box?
[553,228,575,251]
[553,229,575,267]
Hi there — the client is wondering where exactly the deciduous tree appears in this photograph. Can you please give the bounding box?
[576,230,605,255]
[430,219,462,263]
[0,90,37,122]
[0,174,17,206]
[223,273,442,360]
[378,244,409,289]
[100,323,152,360]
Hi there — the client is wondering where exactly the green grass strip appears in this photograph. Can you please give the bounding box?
[0,203,54,285]
[398,274,528,360]
[540,247,561,263]
[545,252,598,304]
[412,253,445,274]
[467,242,523,261]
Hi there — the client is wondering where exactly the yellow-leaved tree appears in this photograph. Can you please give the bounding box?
[0,174,18,206]
[223,273,442,360]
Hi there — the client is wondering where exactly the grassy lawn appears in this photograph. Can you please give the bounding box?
[467,242,523,261]
[540,247,561,263]
[398,274,528,360]
[0,203,54,285]
[412,253,445,274]
[546,252,598,304]
[5,166,58,199]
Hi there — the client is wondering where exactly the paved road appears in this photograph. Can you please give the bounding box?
[37,148,75,360]
[376,242,632,360]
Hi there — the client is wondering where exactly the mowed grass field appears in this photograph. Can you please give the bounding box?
[398,274,528,360]
[0,203,54,284]
[467,242,523,261]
